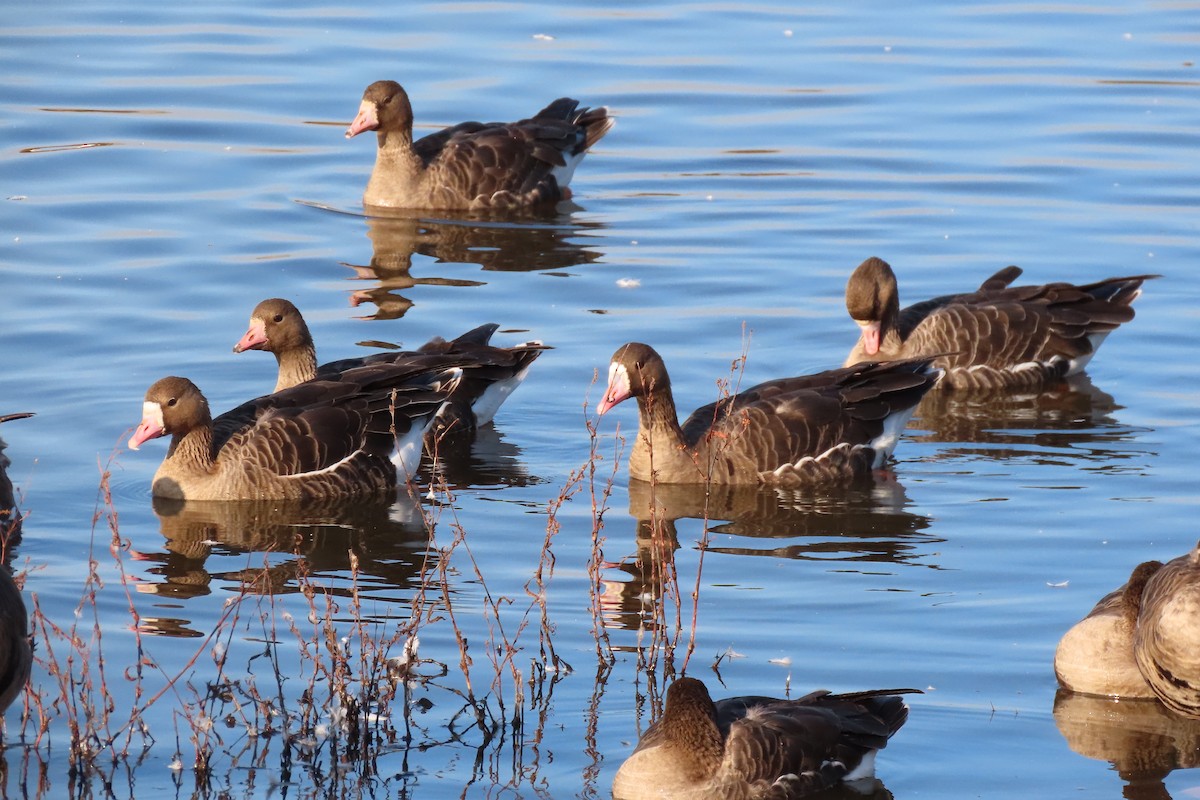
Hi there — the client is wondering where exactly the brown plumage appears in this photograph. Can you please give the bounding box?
[128,361,462,501]
[232,298,545,437]
[596,342,940,486]
[345,80,614,210]
[612,677,917,800]
[0,412,34,545]
[1055,560,1163,699]
[843,257,1157,391]
[0,566,30,715]
[1134,543,1200,719]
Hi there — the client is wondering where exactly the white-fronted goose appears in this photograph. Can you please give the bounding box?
[128,361,461,501]
[1054,560,1162,699]
[0,412,34,541]
[1134,543,1200,719]
[843,257,1157,391]
[232,298,544,437]
[596,343,940,485]
[0,566,30,715]
[612,677,917,799]
[345,80,614,210]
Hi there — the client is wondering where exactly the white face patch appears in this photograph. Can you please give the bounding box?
[597,362,631,414]
[143,401,164,430]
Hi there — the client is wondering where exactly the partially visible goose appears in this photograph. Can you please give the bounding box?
[1134,543,1200,719]
[128,361,462,501]
[0,566,30,715]
[0,412,34,541]
[232,298,545,437]
[596,342,940,485]
[843,257,1157,391]
[612,677,917,800]
[345,80,614,210]
[1054,560,1163,699]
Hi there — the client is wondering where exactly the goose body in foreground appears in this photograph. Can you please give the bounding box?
[596,342,940,485]
[843,257,1156,391]
[233,298,544,437]
[612,677,917,800]
[128,362,461,501]
[1134,542,1200,719]
[1054,560,1162,699]
[0,566,30,715]
[345,80,614,210]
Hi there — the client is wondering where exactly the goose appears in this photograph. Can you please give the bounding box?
[345,80,614,210]
[1134,542,1200,719]
[128,360,462,501]
[1054,560,1162,698]
[596,342,940,485]
[612,677,917,800]
[0,566,30,715]
[232,298,544,437]
[843,257,1157,391]
[0,412,34,540]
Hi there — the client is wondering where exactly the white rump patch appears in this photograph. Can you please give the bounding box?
[842,750,877,782]
[391,414,435,479]
[471,357,536,427]
[868,401,921,467]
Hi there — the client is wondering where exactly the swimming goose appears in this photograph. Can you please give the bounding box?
[1134,543,1200,719]
[843,257,1156,391]
[0,412,34,541]
[345,80,614,210]
[232,298,544,436]
[128,361,462,501]
[612,677,917,800]
[1054,560,1162,699]
[596,342,940,485]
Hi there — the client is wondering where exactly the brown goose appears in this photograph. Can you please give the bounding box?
[1134,543,1200,719]
[843,257,1157,391]
[345,80,614,210]
[128,361,462,501]
[612,677,917,800]
[0,412,34,542]
[1054,560,1163,699]
[596,343,940,485]
[232,298,544,437]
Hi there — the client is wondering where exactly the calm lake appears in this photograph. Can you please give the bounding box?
[3,0,1199,797]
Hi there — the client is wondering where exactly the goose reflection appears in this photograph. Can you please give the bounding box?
[134,493,435,635]
[345,211,605,320]
[908,375,1150,466]
[600,478,937,634]
[424,423,544,491]
[1054,689,1200,800]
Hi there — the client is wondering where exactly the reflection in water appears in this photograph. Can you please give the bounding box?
[346,211,605,320]
[424,424,544,491]
[600,478,937,638]
[1054,689,1200,800]
[909,375,1152,466]
[135,493,433,635]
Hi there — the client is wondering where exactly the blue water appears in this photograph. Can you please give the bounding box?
[3,0,1199,797]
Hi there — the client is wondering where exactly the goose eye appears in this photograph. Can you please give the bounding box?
[273,314,284,323]
[167,397,178,407]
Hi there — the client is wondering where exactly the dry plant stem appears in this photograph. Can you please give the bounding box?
[584,390,621,666]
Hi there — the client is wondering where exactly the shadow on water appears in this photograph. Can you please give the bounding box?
[1054,689,1200,800]
[600,477,938,636]
[908,375,1155,468]
[339,209,607,320]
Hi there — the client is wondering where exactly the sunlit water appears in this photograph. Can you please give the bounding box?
[3,0,1199,797]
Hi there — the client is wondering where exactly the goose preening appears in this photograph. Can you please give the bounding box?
[0,412,34,541]
[1054,560,1162,699]
[596,342,940,485]
[612,677,917,800]
[345,80,614,210]
[232,298,545,437]
[1134,542,1200,719]
[128,361,462,501]
[843,257,1156,391]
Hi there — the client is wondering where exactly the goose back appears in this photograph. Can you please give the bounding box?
[1134,543,1200,718]
[843,257,1157,391]
[612,677,917,800]
[346,80,614,210]
[597,342,939,485]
